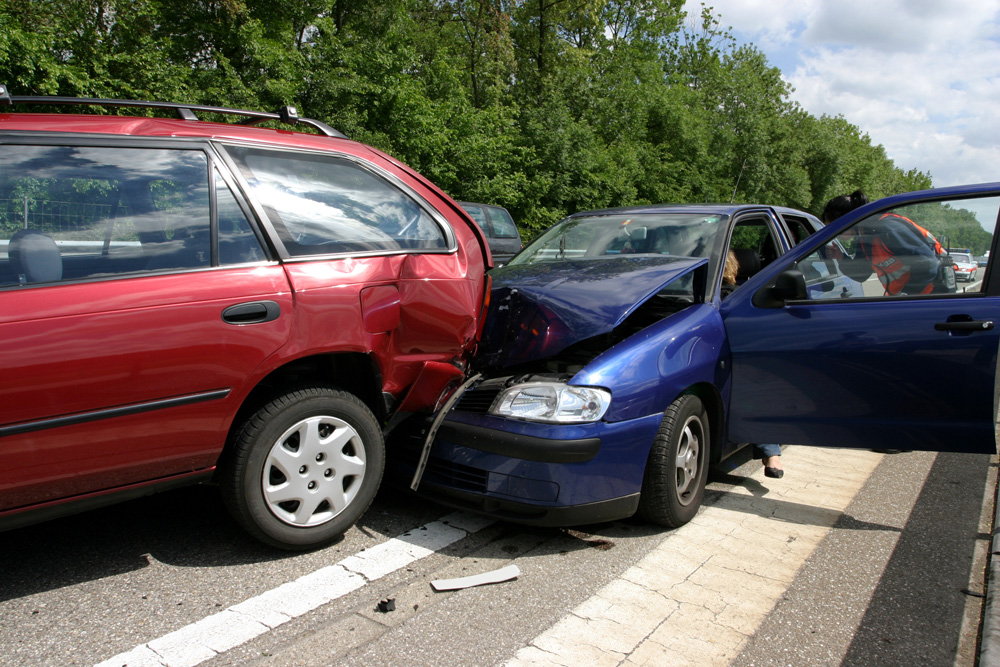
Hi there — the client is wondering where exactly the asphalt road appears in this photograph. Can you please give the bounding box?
[0,443,994,667]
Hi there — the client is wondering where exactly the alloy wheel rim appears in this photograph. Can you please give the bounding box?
[674,416,702,507]
[261,415,367,527]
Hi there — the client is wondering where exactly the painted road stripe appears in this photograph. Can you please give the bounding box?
[505,446,887,666]
[94,511,494,667]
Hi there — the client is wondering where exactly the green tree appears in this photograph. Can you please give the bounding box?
[0,0,941,237]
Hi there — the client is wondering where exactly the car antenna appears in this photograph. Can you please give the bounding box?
[730,158,747,203]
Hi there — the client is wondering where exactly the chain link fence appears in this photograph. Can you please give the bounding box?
[0,198,128,239]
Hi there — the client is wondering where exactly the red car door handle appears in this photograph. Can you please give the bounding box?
[222,300,281,325]
[934,320,995,331]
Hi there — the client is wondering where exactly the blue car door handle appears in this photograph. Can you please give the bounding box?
[934,319,995,332]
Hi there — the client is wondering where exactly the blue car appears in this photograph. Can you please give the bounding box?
[399,187,1000,528]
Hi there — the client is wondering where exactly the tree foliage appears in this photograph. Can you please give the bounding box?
[906,203,993,256]
[0,0,938,239]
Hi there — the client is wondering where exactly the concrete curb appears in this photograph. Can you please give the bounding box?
[980,471,1000,666]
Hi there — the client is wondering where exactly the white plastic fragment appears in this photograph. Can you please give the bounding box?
[431,564,521,591]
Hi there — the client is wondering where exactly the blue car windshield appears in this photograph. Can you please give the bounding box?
[509,213,730,276]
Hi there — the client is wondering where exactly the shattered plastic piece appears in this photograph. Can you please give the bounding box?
[431,564,520,591]
[377,598,396,613]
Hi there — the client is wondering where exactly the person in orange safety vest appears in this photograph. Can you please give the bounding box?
[853,212,949,296]
[823,190,953,296]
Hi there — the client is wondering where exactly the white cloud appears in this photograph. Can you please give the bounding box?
[685,0,812,48]
[805,0,1000,51]
[683,0,1000,187]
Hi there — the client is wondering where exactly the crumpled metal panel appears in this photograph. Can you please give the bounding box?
[477,255,706,369]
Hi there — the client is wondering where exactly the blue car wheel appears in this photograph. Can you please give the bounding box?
[637,394,709,528]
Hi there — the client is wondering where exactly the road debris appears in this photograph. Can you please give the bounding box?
[430,564,520,591]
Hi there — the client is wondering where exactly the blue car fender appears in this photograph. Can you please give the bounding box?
[572,302,728,423]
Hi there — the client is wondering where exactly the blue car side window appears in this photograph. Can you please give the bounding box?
[796,196,998,300]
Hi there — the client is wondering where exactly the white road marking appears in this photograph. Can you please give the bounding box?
[94,512,494,667]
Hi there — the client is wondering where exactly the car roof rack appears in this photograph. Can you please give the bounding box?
[0,83,347,139]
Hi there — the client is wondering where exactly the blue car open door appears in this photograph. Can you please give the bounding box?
[722,184,1000,454]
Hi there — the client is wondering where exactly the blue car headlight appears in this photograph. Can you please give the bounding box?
[489,382,611,423]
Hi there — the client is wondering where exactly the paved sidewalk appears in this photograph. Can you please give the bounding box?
[499,447,996,667]
[505,447,884,666]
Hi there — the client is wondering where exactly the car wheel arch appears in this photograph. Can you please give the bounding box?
[636,393,711,528]
[672,383,725,465]
[223,352,386,456]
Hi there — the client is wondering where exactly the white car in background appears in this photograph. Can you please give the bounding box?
[950,251,979,282]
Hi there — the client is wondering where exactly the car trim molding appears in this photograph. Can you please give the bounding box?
[0,469,216,532]
[437,421,601,463]
[1,389,232,438]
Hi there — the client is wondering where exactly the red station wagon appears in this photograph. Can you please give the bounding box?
[0,88,490,549]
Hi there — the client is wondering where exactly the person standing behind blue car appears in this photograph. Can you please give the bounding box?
[822,189,870,224]
[825,189,954,296]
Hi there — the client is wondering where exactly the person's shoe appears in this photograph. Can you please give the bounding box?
[764,466,784,479]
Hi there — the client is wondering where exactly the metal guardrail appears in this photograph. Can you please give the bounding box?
[0,197,125,232]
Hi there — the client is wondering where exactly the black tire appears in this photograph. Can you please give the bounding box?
[636,394,710,528]
[219,387,384,550]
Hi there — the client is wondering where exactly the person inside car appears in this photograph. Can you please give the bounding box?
[720,249,739,298]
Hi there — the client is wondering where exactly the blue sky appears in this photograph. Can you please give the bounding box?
[682,0,1000,189]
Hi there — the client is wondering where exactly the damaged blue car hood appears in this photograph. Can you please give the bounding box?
[478,255,707,369]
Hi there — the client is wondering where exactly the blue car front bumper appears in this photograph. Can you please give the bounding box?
[398,410,664,526]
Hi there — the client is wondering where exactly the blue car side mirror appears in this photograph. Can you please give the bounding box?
[752,269,808,308]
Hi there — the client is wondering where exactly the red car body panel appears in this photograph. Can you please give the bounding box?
[0,112,489,525]
[1,266,293,507]
[279,254,481,394]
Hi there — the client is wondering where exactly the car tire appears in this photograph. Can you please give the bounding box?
[636,394,709,529]
[220,387,384,550]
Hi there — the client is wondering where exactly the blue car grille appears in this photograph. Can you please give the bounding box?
[425,458,490,492]
[455,387,501,414]
[394,433,490,493]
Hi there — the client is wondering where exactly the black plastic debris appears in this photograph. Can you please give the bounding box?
[377,598,396,613]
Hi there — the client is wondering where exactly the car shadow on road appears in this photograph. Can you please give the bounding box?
[706,470,904,534]
[0,485,289,603]
[0,483,451,603]
[0,482,533,603]
[727,451,992,667]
